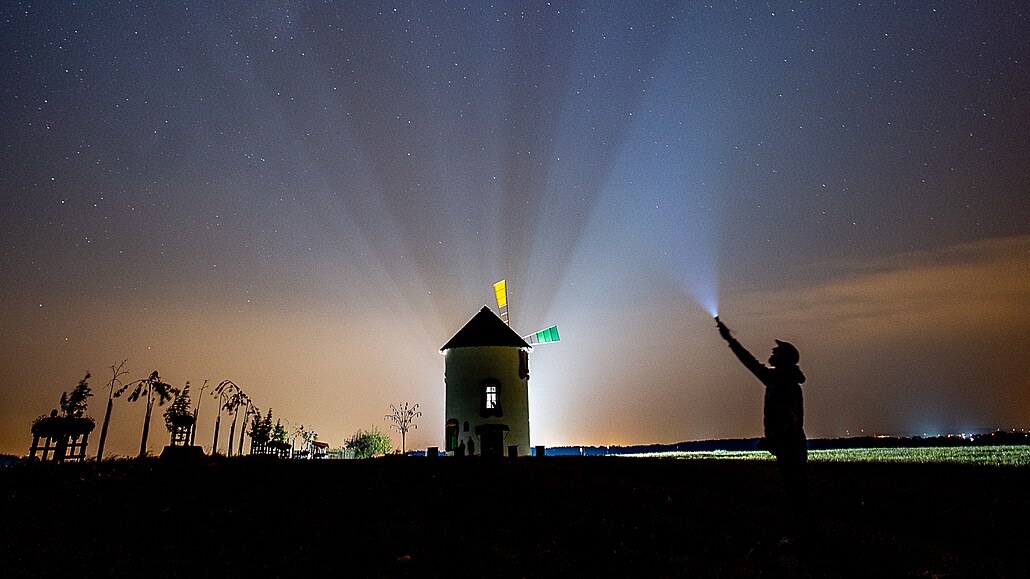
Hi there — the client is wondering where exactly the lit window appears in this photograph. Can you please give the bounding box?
[480,380,502,417]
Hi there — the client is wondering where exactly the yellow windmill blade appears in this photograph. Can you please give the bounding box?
[493,279,509,325]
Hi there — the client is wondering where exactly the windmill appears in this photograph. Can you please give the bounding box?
[439,280,560,457]
[492,279,560,347]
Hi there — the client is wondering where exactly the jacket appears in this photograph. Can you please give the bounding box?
[727,338,806,456]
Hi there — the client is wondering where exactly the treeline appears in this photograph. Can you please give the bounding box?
[25,362,323,460]
[20,364,415,462]
[545,430,1030,456]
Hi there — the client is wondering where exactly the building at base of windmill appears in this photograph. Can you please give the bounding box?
[442,306,531,457]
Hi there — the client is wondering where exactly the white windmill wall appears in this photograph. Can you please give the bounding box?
[444,345,530,456]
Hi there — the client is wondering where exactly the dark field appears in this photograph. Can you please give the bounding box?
[0,456,1026,578]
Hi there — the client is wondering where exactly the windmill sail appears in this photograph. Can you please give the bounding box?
[523,325,560,346]
[492,279,558,344]
[493,279,509,326]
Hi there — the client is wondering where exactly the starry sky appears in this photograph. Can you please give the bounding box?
[2,1,1028,457]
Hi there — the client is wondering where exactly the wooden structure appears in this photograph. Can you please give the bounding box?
[30,410,95,462]
[268,440,292,458]
[311,440,329,459]
[167,414,196,447]
[250,440,292,458]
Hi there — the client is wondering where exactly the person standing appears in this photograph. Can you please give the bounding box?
[716,317,808,512]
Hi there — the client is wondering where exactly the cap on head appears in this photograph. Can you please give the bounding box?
[773,339,800,366]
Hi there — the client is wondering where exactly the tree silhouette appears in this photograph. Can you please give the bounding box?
[223,388,250,457]
[272,420,288,443]
[268,419,290,457]
[237,397,256,456]
[385,402,422,454]
[248,407,273,453]
[293,425,318,458]
[60,373,93,418]
[190,379,210,446]
[163,382,195,446]
[96,360,129,461]
[211,380,239,455]
[345,425,393,459]
[124,370,177,457]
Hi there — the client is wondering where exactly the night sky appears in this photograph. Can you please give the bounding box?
[2,1,1028,457]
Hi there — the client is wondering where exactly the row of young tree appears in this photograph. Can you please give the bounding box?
[36,361,321,459]
[33,362,422,460]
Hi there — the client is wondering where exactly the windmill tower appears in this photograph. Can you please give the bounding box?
[441,280,559,457]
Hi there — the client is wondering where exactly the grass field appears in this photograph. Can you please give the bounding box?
[1,455,1028,577]
[636,445,1030,466]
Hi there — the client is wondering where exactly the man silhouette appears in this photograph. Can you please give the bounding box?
[716,317,808,512]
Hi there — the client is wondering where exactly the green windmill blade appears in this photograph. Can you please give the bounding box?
[523,325,560,346]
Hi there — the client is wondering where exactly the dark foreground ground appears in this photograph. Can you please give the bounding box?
[0,456,1027,578]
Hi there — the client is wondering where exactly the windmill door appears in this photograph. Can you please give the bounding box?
[475,424,508,457]
[445,420,459,452]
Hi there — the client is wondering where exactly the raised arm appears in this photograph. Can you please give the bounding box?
[716,318,769,381]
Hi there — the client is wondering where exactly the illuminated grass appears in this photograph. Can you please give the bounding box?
[636,445,1030,466]
[808,445,1030,466]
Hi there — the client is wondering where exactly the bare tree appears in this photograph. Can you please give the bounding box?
[96,360,130,461]
[124,370,177,457]
[385,402,422,454]
[292,425,318,458]
[190,379,210,446]
[224,388,249,457]
[237,397,257,456]
[212,380,238,455]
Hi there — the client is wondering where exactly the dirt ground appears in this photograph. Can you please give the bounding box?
[0,456,1026,577]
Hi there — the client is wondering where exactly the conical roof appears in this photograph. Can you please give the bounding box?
[440,306,531,350]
